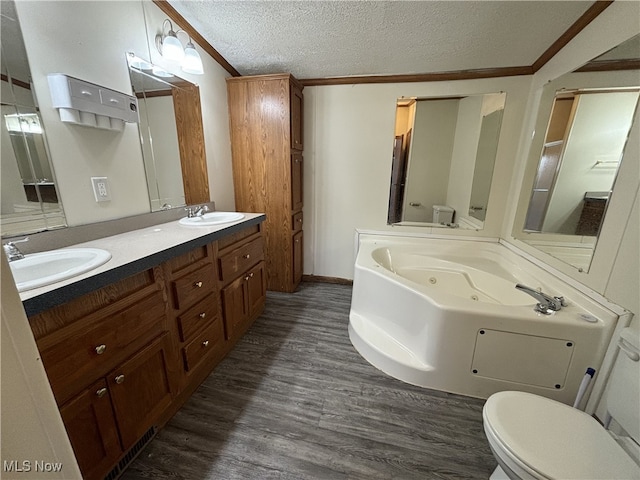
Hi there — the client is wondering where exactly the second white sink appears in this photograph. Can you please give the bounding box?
[178,211,245,227]
[10,248,112,293]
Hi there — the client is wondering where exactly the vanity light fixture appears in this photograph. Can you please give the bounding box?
[155,19,204,75]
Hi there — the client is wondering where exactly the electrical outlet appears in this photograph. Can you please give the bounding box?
[91,177,111,202]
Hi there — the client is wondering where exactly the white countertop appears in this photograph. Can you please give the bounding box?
[20,213,265,313]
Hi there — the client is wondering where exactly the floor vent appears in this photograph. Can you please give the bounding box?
[104,426,157,480]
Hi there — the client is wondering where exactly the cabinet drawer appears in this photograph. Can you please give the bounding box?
[171,262,216,310]
[176,295,219,342]
[68,78,100,101]
[292,211,303,232]
[218,236,264,284]
[182,318,224,372]
[99,89,129,111]
[41,292,167,405]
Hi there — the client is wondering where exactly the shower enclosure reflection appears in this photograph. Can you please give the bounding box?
[1,0,66,236]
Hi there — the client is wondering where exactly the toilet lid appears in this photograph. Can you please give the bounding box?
[483,391,640,480]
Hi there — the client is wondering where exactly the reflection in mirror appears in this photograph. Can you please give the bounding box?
[128,54,188,211]
[388,93,505,229]
[515,34,640,272]
[524,89,639,235]
[1,0,66,236]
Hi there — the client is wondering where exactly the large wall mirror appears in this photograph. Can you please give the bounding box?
[388,92,506,229]
[513,34,640,272]
[128,54,191,211]
[1,0,66,236]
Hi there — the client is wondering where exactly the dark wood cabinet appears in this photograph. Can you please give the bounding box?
[108,334,174,449]
[59,379,122,480]
[227,73,304,292]
[218,226,267,340]
[28,222,266,480]
[221,262,266,339]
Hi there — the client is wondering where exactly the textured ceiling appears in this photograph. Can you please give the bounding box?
[166,1,594,80]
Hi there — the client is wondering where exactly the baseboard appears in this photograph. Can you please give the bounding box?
[302,275,353,286]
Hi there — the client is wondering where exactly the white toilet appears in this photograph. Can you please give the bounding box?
[432,205,454,224]
[483,326,640,480]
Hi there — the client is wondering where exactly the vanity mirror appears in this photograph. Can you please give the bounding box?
[1,0,66,236]
[513,35,640,272]
[128,53,209,211]
[388,92,505,229]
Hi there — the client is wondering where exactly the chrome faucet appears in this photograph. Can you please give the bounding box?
[3,237,29,262]
[185,205,209,218]
[516,283,566,315]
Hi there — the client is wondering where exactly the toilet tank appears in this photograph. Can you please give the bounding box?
[433,205,454,224]
[606,325,640,444]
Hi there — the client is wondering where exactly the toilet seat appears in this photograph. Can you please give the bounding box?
[483,391,640,480]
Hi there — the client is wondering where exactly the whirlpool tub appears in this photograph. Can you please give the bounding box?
[348,234,619,403]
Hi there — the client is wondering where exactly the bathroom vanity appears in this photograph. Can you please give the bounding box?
[21,214,266,480]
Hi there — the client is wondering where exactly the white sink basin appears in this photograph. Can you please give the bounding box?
[10,248,112,293]
[178,211,245,227]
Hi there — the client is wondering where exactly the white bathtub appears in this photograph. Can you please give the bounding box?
[349,234,619,404]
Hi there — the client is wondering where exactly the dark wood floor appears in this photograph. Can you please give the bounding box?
[121,282,496,479]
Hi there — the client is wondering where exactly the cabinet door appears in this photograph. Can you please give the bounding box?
[108,334,173,449]
[293,231,303,286]
[291,153,303,212]
[247,262,267,317]
[59,379,122,480]
[221,275,249,340]
[290,84,303,150]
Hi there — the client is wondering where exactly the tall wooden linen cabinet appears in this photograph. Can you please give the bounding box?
[227,73,304,292]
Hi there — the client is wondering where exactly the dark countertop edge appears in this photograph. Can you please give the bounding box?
[23,215,266,317]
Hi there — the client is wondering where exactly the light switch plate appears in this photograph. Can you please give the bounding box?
[91,177,111,202]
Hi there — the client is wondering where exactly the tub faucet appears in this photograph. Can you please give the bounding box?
[515,284,566,315]
[3,237,28,262]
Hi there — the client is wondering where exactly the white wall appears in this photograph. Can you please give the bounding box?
[14,0,236,227]
[16,1,152,226]
[303,76,532,279]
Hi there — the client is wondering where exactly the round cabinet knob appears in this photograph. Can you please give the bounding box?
[194,281,203,288]
[202,340,209,347]
[249,272,254,278]
[114,374,125,385]
[199,312,206,319]
[96,387,107,398]
[297,218,302,223]
[95,344,107,355]
[243,254,250,259]
[244,276,250,281]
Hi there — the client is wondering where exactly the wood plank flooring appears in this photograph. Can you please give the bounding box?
[121,282,496,479]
